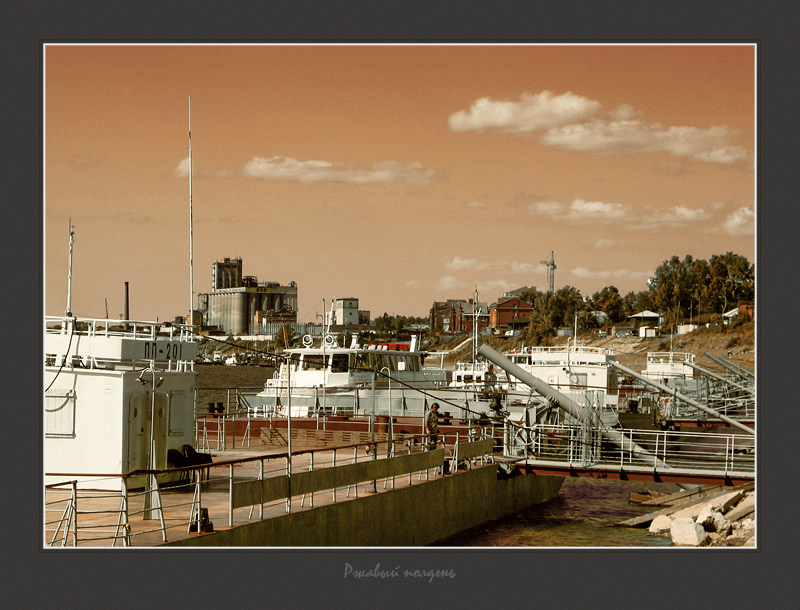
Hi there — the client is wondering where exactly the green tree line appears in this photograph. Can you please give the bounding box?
[514,252,753,343]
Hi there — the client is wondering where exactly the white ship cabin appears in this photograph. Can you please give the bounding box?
[642,351,695,381]
[268,345,446,390]
[504,344,619,410]
[44,316,198,490]
[450,360,500,389]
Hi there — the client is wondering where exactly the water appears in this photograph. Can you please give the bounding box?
[433,477,678,547]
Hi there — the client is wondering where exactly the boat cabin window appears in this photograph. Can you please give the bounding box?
[302,355,327,370]
[331,354,349,373]
[353,352,371,372]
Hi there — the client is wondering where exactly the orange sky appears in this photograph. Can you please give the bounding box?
[44,44,755,322]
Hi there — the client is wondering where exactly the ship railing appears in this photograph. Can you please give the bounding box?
[45,315,196,342]
[44,433,496,547]
[194,389,498,453]
[501,421,755,477]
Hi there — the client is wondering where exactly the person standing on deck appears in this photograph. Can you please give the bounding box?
[425,403,440,450]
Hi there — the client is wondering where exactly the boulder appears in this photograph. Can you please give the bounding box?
[649,514,672,533]
[712,512,732,535]
[670,518,708,546]
[696,504,731,533]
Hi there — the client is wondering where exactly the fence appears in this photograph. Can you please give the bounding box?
[44,430,494,548]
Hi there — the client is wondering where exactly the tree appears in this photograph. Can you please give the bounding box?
[707,252,754,314]
[622,290,653,318]
[590,285,625,324]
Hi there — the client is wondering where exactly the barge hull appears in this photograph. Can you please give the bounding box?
[164,467,563,547]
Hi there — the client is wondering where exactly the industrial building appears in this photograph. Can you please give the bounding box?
[197,257,298,335]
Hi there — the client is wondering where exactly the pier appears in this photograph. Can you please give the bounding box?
[45,429,565,547]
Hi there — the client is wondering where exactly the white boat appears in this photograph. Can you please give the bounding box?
[243,331,544,422]
[44,316,199,490]
[502,342,621,426]
[640,351,701,394]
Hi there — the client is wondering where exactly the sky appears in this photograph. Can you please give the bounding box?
[44,44,755,323]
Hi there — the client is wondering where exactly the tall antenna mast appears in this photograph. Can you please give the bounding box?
[188,96,194,330]
[66,219,75,316]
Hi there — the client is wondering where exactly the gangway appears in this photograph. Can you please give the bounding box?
[500,421,754,487]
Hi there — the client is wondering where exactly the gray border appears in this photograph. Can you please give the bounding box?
[8,0,794,607]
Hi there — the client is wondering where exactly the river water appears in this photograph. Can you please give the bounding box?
[433,477,678,547]
[196,364,676,548]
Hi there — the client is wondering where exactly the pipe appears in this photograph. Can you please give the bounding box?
[477,344,666,468]
[611,361,755,435]
[704,353,755,380]
[682,361,754,395]
[123,281,130,331]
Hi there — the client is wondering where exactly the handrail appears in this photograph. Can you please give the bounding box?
[44,430,494,547]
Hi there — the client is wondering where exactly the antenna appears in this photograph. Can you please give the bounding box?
[540,250,557,293]
[66,219,75,316]
[188,96,194,330]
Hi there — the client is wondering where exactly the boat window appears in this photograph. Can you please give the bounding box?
[369,353,397,371]
[302,355,327,370]
[353,352,370,372]
[331,354,349,373]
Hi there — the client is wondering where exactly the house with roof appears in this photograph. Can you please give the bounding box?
[628,310,663,337]
[429,298,489,334]
[489,296,533,334]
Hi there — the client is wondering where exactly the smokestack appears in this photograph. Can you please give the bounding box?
[124,281,130,328]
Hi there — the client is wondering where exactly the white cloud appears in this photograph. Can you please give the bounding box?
[448,91,602,133]
[436,275,467,291]
[594,239,615,249]
[173,157,230,178]
[531,200,565,216]
[444,257,537,274]
[542,120,747,164]
[529,198,626,223]
[509,261,536,274]
[571,267,651,281]
[529,197,713,229]
[445,256,482,271]
[723,206,755,236]
[466,200,487,208]
[449,90,748,165]
[478,279,518,294]
[174,157,190,177]
[242,156,437,185]
[632,205,712,229]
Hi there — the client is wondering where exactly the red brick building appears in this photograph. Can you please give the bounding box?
[489,297,533,333]
[430,299,489,334]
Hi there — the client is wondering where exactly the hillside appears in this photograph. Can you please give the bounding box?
[425,322,755,374]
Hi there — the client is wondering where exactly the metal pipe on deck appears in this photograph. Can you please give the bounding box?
[611,362,755,435]
[704,353,755,380]
[682,360,754,395]
[477,344,665,468]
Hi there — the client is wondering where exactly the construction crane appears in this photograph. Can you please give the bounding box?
[540,251,557,293]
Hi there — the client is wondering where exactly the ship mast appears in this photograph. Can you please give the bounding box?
[66,220,75,317]
[188,96,194,331]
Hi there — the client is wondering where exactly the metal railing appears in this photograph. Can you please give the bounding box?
[44,432,494,548]
[502,421,755,477]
